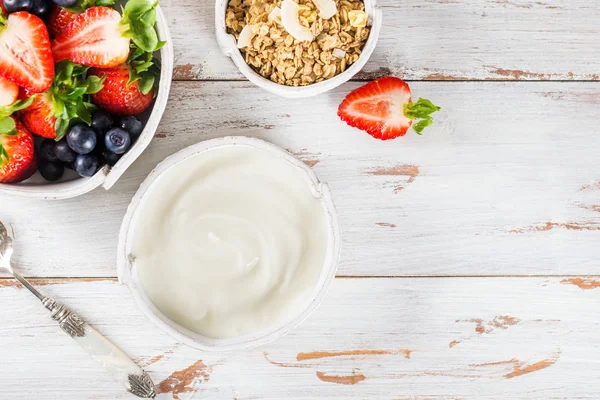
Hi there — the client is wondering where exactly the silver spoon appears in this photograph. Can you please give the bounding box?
[0,221,156,398]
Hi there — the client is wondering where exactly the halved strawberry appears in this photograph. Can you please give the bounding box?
[20,60,105,140]
[0,76,19,107]
[47,0,116,38]
[0,117,37,183]
[338,76,441,140]
[52,0,163,68]
[0,11,54,93]
[89,45,159,115]
[47,6,77,38]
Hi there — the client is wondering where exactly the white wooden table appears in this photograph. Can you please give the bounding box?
[1,1,599,398]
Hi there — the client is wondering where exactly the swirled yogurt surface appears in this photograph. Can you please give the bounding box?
[130,144,329,339]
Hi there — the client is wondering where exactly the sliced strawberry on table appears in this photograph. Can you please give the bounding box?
[0,11,54,93]
[0,76,19,107]
[20,60,104,140]
[89,45,160,115]
[338,76,441,140]
[52,0,163,68]
[0,97,37,183]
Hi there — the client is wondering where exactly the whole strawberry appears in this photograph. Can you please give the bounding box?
[52,0,163,69]
[0,99,37,182]
[0,11,54,93]
[89,45,160,115]
[20,60,105,140]
[338,76,441,140]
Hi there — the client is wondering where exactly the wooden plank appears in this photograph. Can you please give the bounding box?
[1,81,599,278]
[164,0,600,81]
[0,277,598,399]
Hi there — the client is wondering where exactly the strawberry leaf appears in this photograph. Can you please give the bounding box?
[54,117,70,141]
[0,144,10,166]
[48,61,104,139]
[66,0,115,14]
[403,98,441,134]
[86,75,105,94]
[125,43,160,96]
[0,97,36,119]
[138,74,155,95]
[0,117,17,136]
[121,0,161,52]
[412,117,433,134]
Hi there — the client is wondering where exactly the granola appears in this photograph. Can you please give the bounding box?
[225,0,370,86]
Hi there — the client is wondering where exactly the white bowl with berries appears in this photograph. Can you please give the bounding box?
[0,0,173,199]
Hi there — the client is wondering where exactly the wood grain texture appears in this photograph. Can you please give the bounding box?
[1,81,599,277]
[0,278,598,399]
[162,0,600,81]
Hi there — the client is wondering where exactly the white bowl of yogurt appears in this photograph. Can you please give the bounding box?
[117,137,340,351]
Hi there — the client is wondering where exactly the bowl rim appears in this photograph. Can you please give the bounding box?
[117,136,341,351]
[0,5,174,200]
[215,0,382,98]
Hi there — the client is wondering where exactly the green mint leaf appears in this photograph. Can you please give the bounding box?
[138,74,155,95]
[0,117,17,135]
[96,0,115,6]
[403,97,441,134]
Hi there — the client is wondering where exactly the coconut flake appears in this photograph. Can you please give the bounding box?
[281,0,314,42]
[332,48,346,59]
[237,24,255,48]
[312,0,337,19]
[268,7,282,24]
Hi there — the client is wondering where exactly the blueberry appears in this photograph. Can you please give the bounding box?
[3,0,32,13]
[63,160,75,170]
[102,150,122,167]
[30,0,50,18]
[118,116,143,140]
[54,139,77,163]
[38,160,64,182]
[51,0,77,6]
[39,139,58,162]
[67,124,97,155]
[91,110,114,134]
[74,154,100,177]
[104,128,131,155]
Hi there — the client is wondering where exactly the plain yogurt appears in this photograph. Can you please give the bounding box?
[130,145,329,339]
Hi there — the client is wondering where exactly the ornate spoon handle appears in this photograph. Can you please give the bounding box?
[42,297,156,398]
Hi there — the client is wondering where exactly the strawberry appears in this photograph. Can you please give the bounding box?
[52,0,163,68]
[0,98,37,183]
[0,11,54,93]
[20,60,104,140]
[89,45,159,115]
[47,6,77,38]
[0,1,7,15]
[0,76,19,107]
[47,0,115,38]
[338,76,441,140]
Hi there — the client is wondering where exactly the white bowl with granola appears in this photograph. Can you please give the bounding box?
[216,0,382,98]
